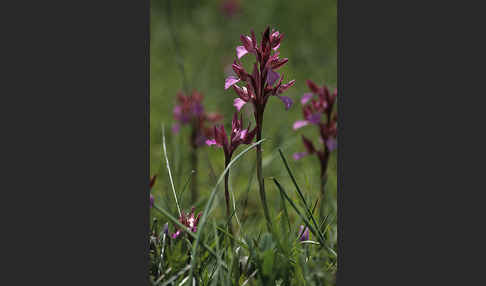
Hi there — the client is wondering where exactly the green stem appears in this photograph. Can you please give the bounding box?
[224,157,233,236]
[256,113,272,231]
[320,151,330,218]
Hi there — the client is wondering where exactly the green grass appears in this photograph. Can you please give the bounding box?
[150,0,337,284]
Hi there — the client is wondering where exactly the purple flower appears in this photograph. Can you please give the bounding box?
[171,207,202,239]
[278,95,293,110]
[292,81,337,194]
[172,90,223,148]
[206,112,257,161]
[266,69,280,86]
[293,152,308,161]
[225,27,295,116]
[298,225,309,241]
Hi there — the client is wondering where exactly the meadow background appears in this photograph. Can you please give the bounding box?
[150,0,337,284]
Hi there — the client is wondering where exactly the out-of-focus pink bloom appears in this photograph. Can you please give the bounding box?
[172,90,223,148]
[278,95,293,110]
[293,152,308,160]
[220,0,241,18]
[225,27,295,118]
[171,207,202,239]
[206,112,256,161]
[293,120,309,130]
[293,81,338,177]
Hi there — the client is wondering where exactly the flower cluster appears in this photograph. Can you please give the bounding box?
[293,80,338,166]
[225,26,295,113]
[171,207,202,239]
[206,112,257,161]
[172,90,223,147]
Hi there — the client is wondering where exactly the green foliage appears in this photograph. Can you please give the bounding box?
[150,0,337,284]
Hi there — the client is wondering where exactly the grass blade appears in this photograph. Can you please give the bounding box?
[162,124,181,216]
[188,139,266,284]
[273,178,329,252]
[159,264,191,286]
[279,187,292,233]
[278,149,322,241]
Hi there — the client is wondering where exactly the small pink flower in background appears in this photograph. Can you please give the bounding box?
[171,207,202,239]
[172,90,223,148]
[220,0,241,18]
[293,80,338,162]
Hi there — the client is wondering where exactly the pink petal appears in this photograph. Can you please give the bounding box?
[278,96,293,110]
[171,230,181,239]
[205,138,217,146]
[236,46,248,59]
[273,43,280,51]
[293,152,308,160]
[267,69,280,86]
[293,120,309,130]
[239,129,247,139]
[225,76,240,90]
[301,93,313,105]
[233,98,247,111]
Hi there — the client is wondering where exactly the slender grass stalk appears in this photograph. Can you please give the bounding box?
[162,124,181,216]
[278,149,321,234]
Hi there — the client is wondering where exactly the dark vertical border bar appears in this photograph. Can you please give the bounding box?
[336,0,343,283]
[144,0,150,282]
[3,0,151,284]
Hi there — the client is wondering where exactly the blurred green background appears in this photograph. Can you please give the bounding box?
[150,0,337,235]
